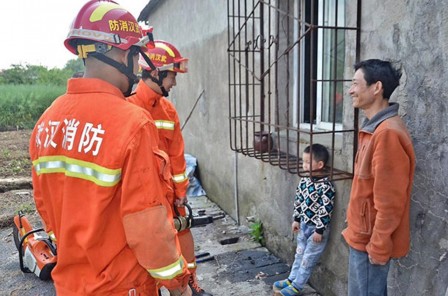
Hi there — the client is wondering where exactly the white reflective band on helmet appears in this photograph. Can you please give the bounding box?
[172,172,188,183]
[157,60,188,73]
[33,155,121,187]
[134,34,152,48]
[155,120,175,130]
[148,257,185,280]
[67,28,125,45]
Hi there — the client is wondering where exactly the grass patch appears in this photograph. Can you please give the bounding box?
[0,84,64,130]
[249,220,265,246]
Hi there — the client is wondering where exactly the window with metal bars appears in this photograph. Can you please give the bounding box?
[227,0,360,181]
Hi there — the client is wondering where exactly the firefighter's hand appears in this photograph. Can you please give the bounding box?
[168,285,192,296]
[174,196,188,207]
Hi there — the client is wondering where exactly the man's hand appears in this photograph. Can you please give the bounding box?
[368,255,388,265]
[174,196,188,207]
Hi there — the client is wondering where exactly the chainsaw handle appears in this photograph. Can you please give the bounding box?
[18,228,45,273]
[174,202,193,221]
[173,203,194,232]
[43,238,57,256]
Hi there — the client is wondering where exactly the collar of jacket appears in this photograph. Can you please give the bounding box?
[361,102,399,133]
[309,175,330,183]
[67,77,125,99]
[135,79,163,110]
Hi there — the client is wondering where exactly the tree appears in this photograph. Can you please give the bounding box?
[0,59,84,86]
[64,58,84,76]
[0,64,28,84]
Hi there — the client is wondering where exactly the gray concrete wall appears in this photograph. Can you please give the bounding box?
[142,1,447,295]
[357,1,448,295]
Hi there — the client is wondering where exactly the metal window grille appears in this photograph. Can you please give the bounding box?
[227,0,361,181]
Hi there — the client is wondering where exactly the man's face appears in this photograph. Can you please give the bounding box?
[162,71,177,93]
[349,69,376,110]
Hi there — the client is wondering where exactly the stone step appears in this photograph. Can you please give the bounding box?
[0,177,32,193]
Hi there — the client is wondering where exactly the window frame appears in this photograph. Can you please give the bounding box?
[227,0,360,181]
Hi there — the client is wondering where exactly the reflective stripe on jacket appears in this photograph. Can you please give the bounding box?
[30,78,188,295]
[129,81,189,199]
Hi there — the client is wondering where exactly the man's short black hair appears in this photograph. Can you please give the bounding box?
[354,59,402,100]
[304,143,330,166]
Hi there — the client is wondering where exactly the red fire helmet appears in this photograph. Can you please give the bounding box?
[64,0,149,57]
[139,40,188,73]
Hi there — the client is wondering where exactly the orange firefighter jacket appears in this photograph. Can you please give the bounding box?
[29,78,189,295]
[128,80,189,202]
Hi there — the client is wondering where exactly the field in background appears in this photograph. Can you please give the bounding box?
[0,84,64,131]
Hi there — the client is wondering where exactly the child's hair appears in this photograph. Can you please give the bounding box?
[304,144,329,166]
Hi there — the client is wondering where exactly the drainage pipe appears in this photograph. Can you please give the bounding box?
[234,151,240,225]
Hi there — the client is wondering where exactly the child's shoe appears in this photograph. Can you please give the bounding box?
[279,284,301,296]
[272,279,291,292]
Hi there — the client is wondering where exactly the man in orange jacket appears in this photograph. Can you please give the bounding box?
[342,59,415,296]
[29,1,191,295]
[128,40,212,296]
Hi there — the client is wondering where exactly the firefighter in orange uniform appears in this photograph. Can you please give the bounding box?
[128,41,212,296]
[29,1,191,295]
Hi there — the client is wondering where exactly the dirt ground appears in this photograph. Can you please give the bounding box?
[0,130,53,295]
[0,130,32,179]
[0,129,40,228]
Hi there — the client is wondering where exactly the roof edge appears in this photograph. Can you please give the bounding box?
[137,0,163,22]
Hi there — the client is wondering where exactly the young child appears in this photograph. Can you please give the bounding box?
[273,143,336,296]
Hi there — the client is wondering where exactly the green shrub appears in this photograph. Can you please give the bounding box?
[0,84,65,130]
[249,219,265,246]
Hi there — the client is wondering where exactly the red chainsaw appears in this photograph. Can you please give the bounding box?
[12,204,223,281]
[12,211,57,281]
